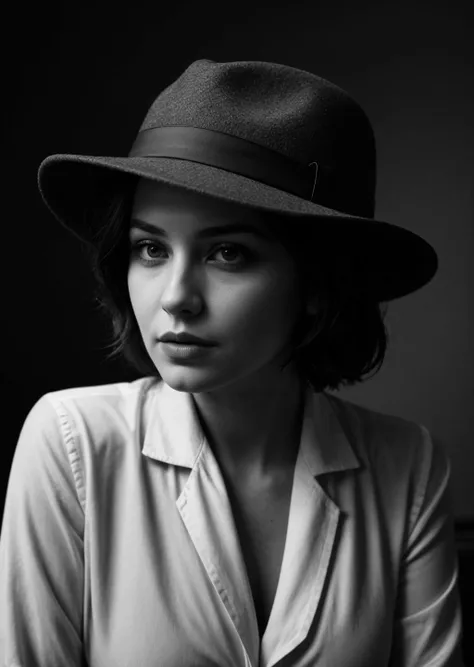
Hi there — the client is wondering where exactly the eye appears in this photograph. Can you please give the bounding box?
[213,244,248,265]
[129,240,251,268]
[130,241,165,263]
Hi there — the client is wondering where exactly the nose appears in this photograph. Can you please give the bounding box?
[160,255,204,316]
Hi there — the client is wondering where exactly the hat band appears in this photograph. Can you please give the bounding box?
[128,126,318,201]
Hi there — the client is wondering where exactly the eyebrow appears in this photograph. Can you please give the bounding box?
[129,218,273,241]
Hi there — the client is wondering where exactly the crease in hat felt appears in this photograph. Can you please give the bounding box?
[37,58,439,302]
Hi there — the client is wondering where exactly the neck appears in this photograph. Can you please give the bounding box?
[191,362,307,483]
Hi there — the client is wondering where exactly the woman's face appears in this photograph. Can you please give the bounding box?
[127,178,304,394]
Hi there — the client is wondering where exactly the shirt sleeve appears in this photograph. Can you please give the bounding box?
[0,394,87,667]
[388,425,465,667]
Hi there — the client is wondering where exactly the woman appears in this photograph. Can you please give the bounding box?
[0,59,465,666]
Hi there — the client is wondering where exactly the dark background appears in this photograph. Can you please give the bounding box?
[2,0,473,661]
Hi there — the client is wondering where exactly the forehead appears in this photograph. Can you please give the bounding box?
[131,178,278,240]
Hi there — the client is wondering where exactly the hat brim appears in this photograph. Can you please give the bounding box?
[37,153,438,302]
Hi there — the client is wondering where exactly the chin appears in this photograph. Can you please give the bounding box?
[155,364,222,394]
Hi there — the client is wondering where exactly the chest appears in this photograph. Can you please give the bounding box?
[225,474,294,640]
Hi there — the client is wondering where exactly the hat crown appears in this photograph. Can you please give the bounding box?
[138,59,377,217]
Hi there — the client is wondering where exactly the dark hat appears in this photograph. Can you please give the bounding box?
[37,58,438,302]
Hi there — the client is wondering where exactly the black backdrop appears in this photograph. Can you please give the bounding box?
[2,0,473,660]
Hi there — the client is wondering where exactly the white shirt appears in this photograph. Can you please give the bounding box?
[0,376,465,666]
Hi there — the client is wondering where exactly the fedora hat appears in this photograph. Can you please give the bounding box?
[37,58,438,302]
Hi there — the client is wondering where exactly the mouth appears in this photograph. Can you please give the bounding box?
[159,340,216,360]
[163,341,208,347]
[159,334,217,347]
[159,340,215,347]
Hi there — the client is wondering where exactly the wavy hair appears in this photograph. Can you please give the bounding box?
[83,175,390,393]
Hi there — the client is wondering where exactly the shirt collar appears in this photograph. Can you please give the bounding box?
[141,378,360,477]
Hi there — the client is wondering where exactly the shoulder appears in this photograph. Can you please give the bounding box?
[41,375,156,410]
[324,392,448,512]
[13,377,160,510]
[325,391,428,461]
[18,375,159,465]
[323,393,454,554]
[39,375,157,432]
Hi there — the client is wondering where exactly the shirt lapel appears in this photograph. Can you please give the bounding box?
[260,385,360,666]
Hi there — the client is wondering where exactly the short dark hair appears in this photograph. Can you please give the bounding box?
[83,175,390,393]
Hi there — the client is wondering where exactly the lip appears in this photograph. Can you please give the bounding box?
[159,341,215,361]
[159,332,216,346]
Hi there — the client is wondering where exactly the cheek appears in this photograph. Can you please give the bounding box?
[127,272,154,332]
[226,270,300,345]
